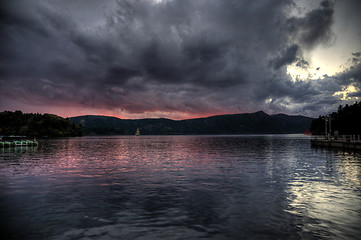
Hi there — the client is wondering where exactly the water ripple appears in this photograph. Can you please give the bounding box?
[1,135,360,239]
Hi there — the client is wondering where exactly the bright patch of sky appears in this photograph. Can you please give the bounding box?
[288,0,361,82]
[333,84,359,101]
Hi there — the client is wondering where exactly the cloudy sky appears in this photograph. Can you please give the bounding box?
[0,0,360,119]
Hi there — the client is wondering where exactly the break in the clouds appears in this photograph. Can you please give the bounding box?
[0,0,360,119]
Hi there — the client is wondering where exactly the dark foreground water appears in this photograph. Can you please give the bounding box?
[1,135,360,240]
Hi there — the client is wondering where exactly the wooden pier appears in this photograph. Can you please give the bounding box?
[311,135,361,150]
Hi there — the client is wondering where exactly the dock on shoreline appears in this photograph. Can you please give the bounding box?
[0,136,38,147]
[311,135,361,150]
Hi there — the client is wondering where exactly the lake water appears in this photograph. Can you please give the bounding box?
[1,135,360,240]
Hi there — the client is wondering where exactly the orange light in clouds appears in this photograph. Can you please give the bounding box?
[1,96,241,120]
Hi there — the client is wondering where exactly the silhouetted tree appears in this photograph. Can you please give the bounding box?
[310,102,361,135]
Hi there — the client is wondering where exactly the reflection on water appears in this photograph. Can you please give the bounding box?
[0,135,360,240]
[286,150,361,239]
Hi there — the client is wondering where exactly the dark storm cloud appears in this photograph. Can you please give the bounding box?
[287,0,334,49]
[352,52,361,65]
[338,55,361,85]
[270,44,308,70]
[0,0,355,118]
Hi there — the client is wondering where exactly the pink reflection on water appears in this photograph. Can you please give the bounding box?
[0,136,269,182]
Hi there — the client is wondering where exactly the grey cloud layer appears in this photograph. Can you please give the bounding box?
[0,0,359,117]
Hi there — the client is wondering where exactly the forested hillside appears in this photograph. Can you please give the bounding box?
[70,111,312,135]
[0,111,83,137]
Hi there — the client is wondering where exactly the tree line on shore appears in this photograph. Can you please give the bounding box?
[311,102,361,135]
[0,110,83,137]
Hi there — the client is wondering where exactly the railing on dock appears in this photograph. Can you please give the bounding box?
[311,134,361,143]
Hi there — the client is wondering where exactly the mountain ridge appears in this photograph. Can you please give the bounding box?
[69,111,313,135]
